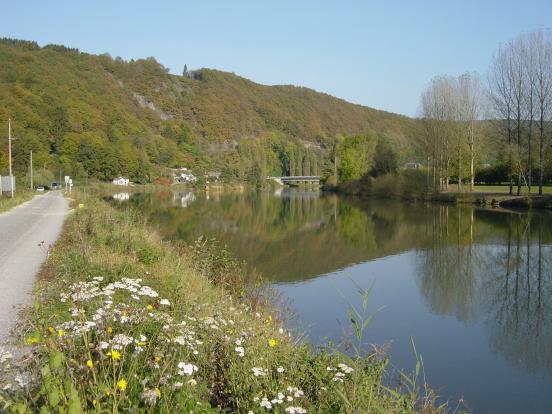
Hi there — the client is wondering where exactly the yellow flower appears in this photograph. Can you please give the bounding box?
[92,399,97,406]
[155,388,161,398]
[57,329,65,337]
[78,203,84,209]
[108,350,121,360]
[268,338,278,348]
[107,326,113,334]
[26,336,39,345]
[117,379,127,391]
[48,326,54,333]
[265,315,272,325]
[138,341,146,347]
[86,359,93,368]
[146,304,153,311]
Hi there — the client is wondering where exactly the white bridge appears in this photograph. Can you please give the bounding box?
[267,176,320,185]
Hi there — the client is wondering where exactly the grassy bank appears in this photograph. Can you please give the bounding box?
[0,190,35,214]
[472,184,552,194]
[330,172,552,209]
[0,191,441,413]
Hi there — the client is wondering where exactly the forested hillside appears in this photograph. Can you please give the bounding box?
[0,38,416,184]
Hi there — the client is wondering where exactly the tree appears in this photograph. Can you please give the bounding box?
[489,30,552,195]
[338,135,377,182]
[373,137,398,176]
[531,30,552,194]
[489,44,515,194]
[457,72,483,191]
[48,106,69,153]
[419,75,457,191]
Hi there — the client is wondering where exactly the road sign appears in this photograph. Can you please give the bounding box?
[64,175,70,184]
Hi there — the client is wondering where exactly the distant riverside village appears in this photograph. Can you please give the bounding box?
[111,168,222,186]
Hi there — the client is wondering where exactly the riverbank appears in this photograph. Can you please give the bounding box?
[329,173,552,210]
[0,190,441,413]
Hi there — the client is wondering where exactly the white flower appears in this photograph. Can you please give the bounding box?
[160,298,171,306]
[177,362,198,376]
[260,397,272,409]
[140,388,159,405]
[277,366,285,373]
[252,367,267,377]
[332,372,345,382]
[138,286,159,298]
[271,392,285,404]
[285,407,306,414]
[338,363,354,374]
[287,387,304,398]
[174,382,183,389]
[235,346,245,357]
[113,334,134,347]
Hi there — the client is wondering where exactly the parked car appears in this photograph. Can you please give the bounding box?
[51,182,60,190]
[36,186,45,192]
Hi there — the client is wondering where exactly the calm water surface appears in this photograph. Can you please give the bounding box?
[113,189,552,414]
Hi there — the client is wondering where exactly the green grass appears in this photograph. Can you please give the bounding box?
[0,189,35,214]
[472,185,552,194]
[0,190,445,413]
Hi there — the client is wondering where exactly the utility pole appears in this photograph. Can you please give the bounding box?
[8,119,13,197]
[30,150,33,190]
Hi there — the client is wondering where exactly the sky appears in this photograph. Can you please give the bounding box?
[1,0,551,116]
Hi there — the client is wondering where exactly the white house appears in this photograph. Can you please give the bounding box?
[205,171,221,182]
[175,172,197,183]
[112,177,130,186]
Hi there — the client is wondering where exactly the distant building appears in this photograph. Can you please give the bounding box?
[172,167,197,183]
[175,172,198,183]
[112,177,130,186]
[403,162,423,170]
[205,171,221,182]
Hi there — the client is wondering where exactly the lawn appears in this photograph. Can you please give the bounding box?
[472,184,552,194]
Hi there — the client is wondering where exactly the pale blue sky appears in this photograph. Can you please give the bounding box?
[2,1,551,116]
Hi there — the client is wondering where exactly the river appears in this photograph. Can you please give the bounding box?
[111,188,552,414]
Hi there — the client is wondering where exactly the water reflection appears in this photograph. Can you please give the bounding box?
[118,189,552,413]
[112,192,130,201]
[172,191,196,208]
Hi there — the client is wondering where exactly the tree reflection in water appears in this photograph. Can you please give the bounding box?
[415,206,552,374]
[119,189,552,375]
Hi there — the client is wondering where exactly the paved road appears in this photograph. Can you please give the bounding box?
[0,191,68,341]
